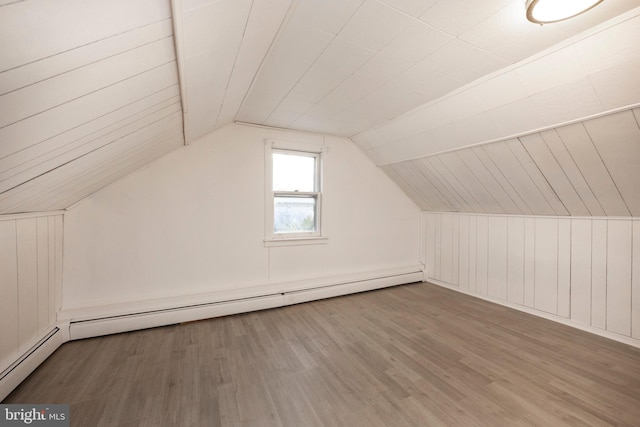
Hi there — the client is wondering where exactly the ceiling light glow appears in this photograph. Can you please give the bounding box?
[526,0,604,24]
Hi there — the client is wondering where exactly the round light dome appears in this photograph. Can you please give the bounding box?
[526,0,604,24]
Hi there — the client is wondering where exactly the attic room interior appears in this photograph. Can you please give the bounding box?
[1,0,640,425]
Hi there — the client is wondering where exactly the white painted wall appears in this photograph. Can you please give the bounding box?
[424,212,640,346]
[62,124,421,314]
[0,212,63,373]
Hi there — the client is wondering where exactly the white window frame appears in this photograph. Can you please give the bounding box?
[264,139,328,246]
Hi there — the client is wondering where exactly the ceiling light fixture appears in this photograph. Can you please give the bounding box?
[526,0,604,24]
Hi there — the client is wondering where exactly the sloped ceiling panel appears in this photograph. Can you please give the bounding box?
[385,108,640,217]
[0,0,184,215]
[353,5,640,165]
[177,0,293,142]
[238,0,640,138]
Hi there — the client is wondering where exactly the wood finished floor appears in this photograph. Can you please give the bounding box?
[5,282,640,427]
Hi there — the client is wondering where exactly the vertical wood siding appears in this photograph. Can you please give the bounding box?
[0,213,63,373]
[425,212,640,343]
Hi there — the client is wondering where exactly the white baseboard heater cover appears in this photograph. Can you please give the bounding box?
[69,270,423,341]
[69,294,285,340]
[0,328,64,402]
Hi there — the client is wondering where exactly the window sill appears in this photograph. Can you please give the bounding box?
[264,236,329,247]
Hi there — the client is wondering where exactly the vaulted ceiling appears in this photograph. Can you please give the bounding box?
[1,0,640,214]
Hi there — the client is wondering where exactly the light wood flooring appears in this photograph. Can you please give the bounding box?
[5,282,640,426]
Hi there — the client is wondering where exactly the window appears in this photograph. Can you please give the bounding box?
[265,140,326,245]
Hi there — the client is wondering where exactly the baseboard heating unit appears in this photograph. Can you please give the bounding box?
[0,328,64,402]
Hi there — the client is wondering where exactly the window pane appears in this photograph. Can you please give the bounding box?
[274,196,316,233]
[273,152,316,192]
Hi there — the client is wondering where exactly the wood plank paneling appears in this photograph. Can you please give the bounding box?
[0,95,181,193]
[393,162,433,210]
[16,219,39,353]
[507,140,568,216]
[0,62,179,160]
[440,214,453,284]
[456,150,517,213]
[406,161,450,210]
[584,111,640,216]
[36,217,50,335]
[468,215,478,293]
[416,162,461,212]
[458,215,470,290]
[473,146,529,214]
[0,0,183,214]
[425,213,436,279]
[48,217,57,326]
[571,219,592,325]
[520,133,589,216]
[556,123,629,216]
[424,158,472,212]
[436,153,489,213]
[524,217,536,308]
[483,142,552,215]
[0,85,179,173]
[434,213,442,280]
[0,220,19,367]
[424,213,640,343]
[0,214,62,372]
[606,220,632,336]
[389,163,434,210]
[0,0,171,72]
[540,129,604,216]
[54,215,64,316]
[475,216,488,296]
[507,216,525,305]
[48,130,181,211]
[591,220,608,329]
[452,214,460,286]
[0,118,183,214]
[557,219,571,318]
[384,109,639,219]
[0,38,176,130]
[487,216,507,300]
[633,221,640,339]
[0,19,174,95]
[534,218,558,314]
[383,165,430,211]
[403,161,442,210]
[415,161,458,211]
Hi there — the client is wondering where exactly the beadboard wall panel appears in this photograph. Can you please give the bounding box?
[0,213,63,373]
[633,221,640,339]
[424,212,640,344]
[506,216,525,306]
[0,0,183,214]
[385,107,640,217]
[591,220,608,330]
